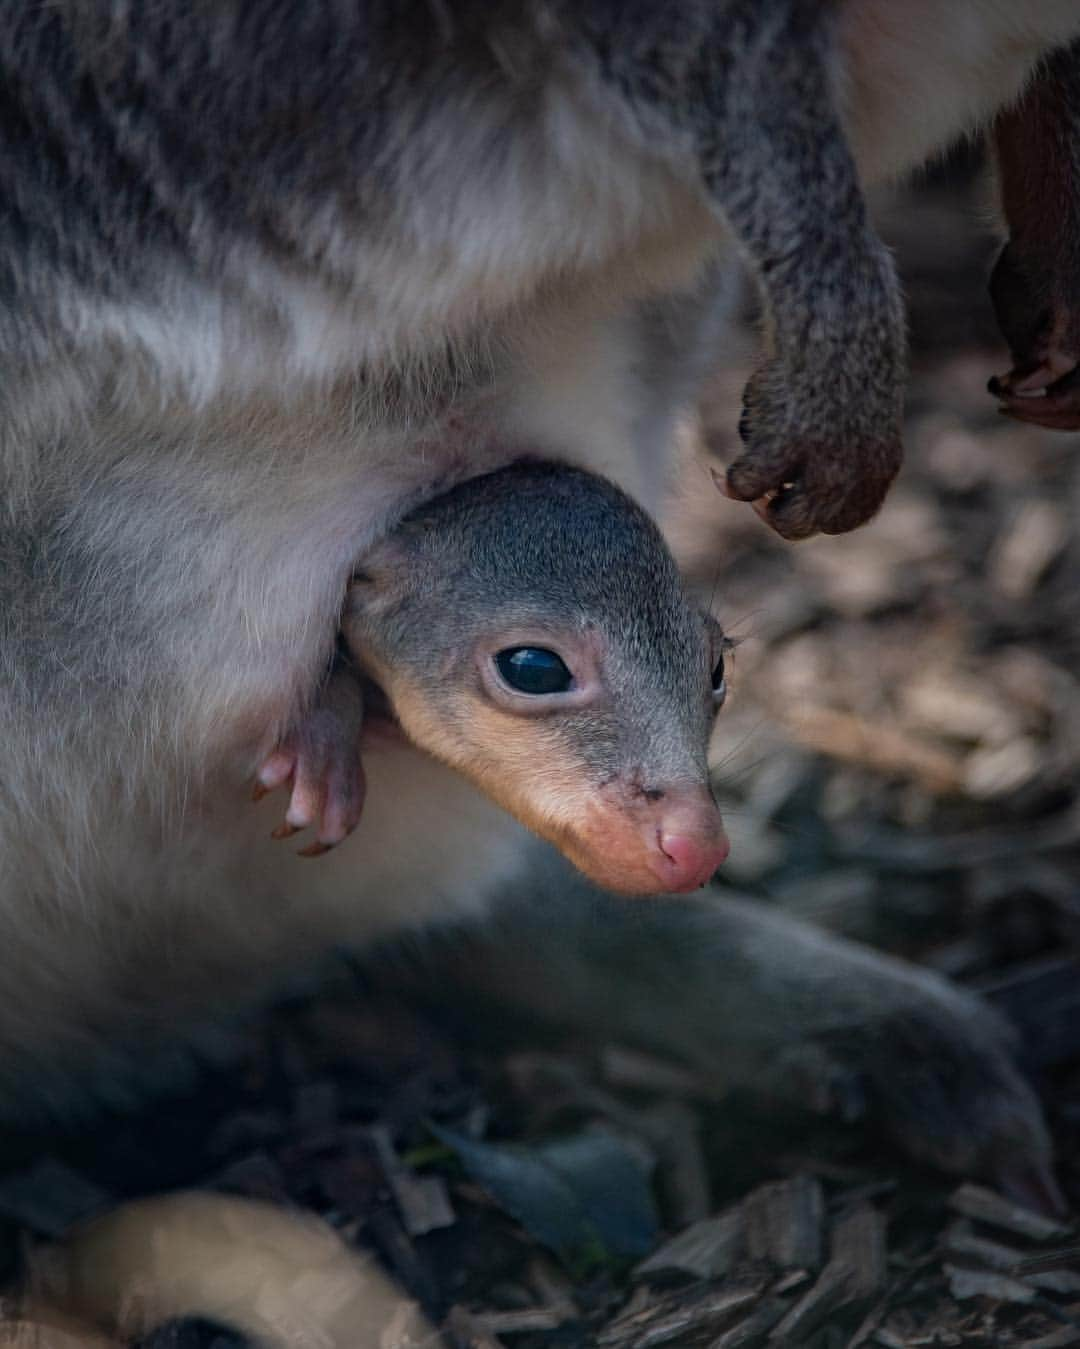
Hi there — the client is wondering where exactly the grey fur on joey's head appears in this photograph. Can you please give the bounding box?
[357,460,711,693]
[344,460,720,792]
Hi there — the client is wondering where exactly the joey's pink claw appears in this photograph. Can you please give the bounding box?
[297,841,334,858]
[258,710,366,856]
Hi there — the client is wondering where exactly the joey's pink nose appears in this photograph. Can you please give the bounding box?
[651,829,730,892]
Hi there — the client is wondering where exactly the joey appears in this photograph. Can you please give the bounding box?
[0,0,1076,1222]
[247,459,1063,1218]
[261,461,731,892]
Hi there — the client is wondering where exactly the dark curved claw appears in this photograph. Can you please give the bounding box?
[993,363,1080,430]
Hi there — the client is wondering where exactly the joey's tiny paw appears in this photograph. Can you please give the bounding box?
[724,362,903,540]
[253,708,366,856]
[825,1000,1060,1211]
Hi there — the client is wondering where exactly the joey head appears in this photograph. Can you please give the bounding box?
[259,460,731,895]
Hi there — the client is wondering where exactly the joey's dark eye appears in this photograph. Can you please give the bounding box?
[495,647,573,695]
[711,651,727,707]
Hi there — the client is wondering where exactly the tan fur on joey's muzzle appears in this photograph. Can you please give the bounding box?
[383,683,728,894]
[549,781,729,896]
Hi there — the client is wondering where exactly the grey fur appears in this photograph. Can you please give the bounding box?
[0,2,898,537]
[575,1,906,537]
[345,460,716,785]
[382,851,1055,1188]
[0,2,1075,1203]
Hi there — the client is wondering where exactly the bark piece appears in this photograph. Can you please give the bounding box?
[744,1175,825,1272]
[947,1184,1070,1242]
[636,1208,744,1282]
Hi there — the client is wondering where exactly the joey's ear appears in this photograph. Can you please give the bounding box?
[344,539,415,622]
[349,532,415,589]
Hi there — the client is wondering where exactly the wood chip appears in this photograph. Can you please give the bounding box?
[445,1305,506,1349]
[1020,1329,1080,1349]
[901,672,1021,746]
[780,706,964,796]
[771,1270,812,1296]
[473,1308,571,1335]
[370,1124,455,1237]
[945,1218,1027,1270]
[635,1207,744,1281]
[744,1175,825,1272]
[831,1205,888,1301]
[1027,1269,1080,1296]
[767,1263,854,1344]
[707,1297,789,1348]
[599,1280,767,1349]
[765,1205,886,1345]
[964,736,1041,799]
[990,499,1068,600]
[945,1223,1080,1295]
[924,422,993,492]
[944,1264,1037,1303]
[803,550,912,617]
[947,1185,1071,1242]
[870,1331,909,1349]
[1017,1246,1080,1277]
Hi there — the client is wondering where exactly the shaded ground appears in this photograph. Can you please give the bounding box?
[1,153,1078,1347]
